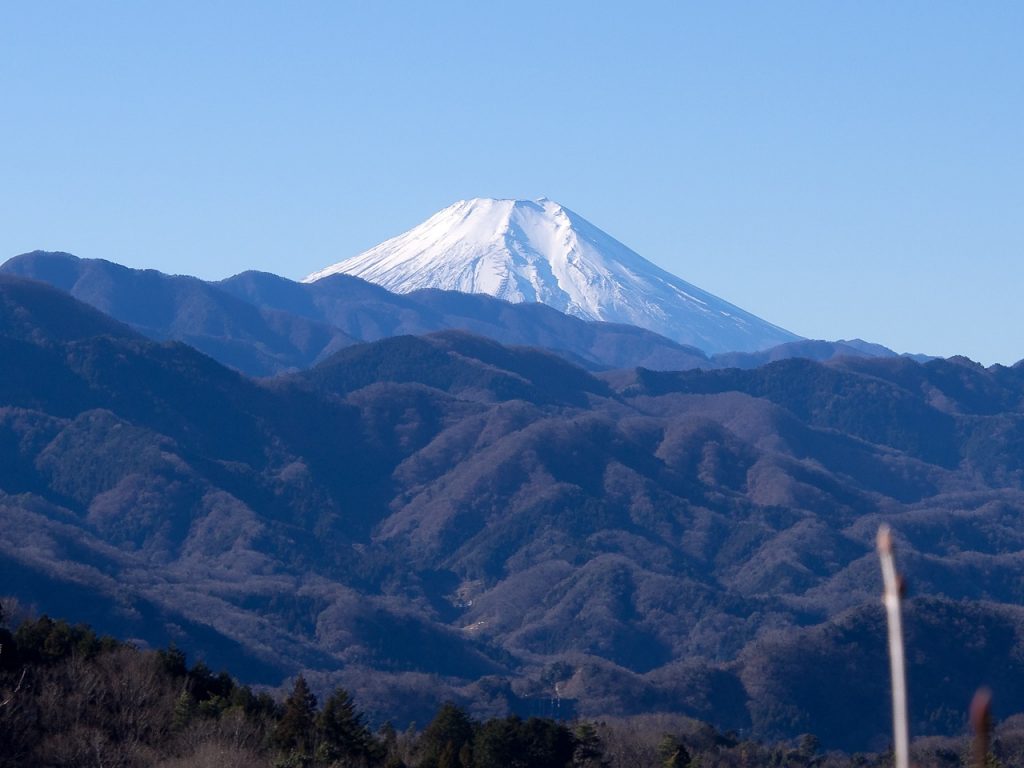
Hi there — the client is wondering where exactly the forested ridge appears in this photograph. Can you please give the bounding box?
[4,274,1024,750]
[4,607,1022,768]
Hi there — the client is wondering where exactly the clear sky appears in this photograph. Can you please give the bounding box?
[2,2,1022,364]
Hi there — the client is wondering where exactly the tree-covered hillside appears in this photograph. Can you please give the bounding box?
[3,275,1024,749]
[4,607,1021,768]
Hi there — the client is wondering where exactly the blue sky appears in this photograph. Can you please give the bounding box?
[2,2,1022,363]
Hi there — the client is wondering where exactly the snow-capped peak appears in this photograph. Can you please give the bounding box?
[304,198,800,353]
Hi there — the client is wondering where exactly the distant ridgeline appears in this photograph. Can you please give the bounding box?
[1,264,1023,752]
[2,250,926,379]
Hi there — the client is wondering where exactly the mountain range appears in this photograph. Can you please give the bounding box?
[2,270,1024,751]
[304,198,801,353]
[1,251,911,380]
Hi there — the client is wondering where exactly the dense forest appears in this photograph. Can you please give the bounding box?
[1,605,1022,768]
[4,273,1024,750]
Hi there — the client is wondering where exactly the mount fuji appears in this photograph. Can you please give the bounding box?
[305,197,801,353]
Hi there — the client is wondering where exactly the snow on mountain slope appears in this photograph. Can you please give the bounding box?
[305,198,800,353]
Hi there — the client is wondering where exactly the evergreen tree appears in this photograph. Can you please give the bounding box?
[572,722,608,767]
[420,701,474,767]
[473,716,574,768]
[472,716,520,768]
[316,686,378,764]
[657,734,692,768]
[379,720,397,747]
[520,717,575,768]
[171,687,196,731]
[157,644,187,679]
[379,720,400,766]
[274,674,318,756]
[797,733,820,763]
[437,740,459,768]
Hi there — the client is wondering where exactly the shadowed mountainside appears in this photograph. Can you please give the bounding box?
[1,252,714,375]
[4,251,912,378]
[0,252,356,376]
[2,274,1024,750]
[712,338,931,369]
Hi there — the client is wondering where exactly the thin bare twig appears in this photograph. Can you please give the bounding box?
[0,668,26,708]
[878,524,909,768]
